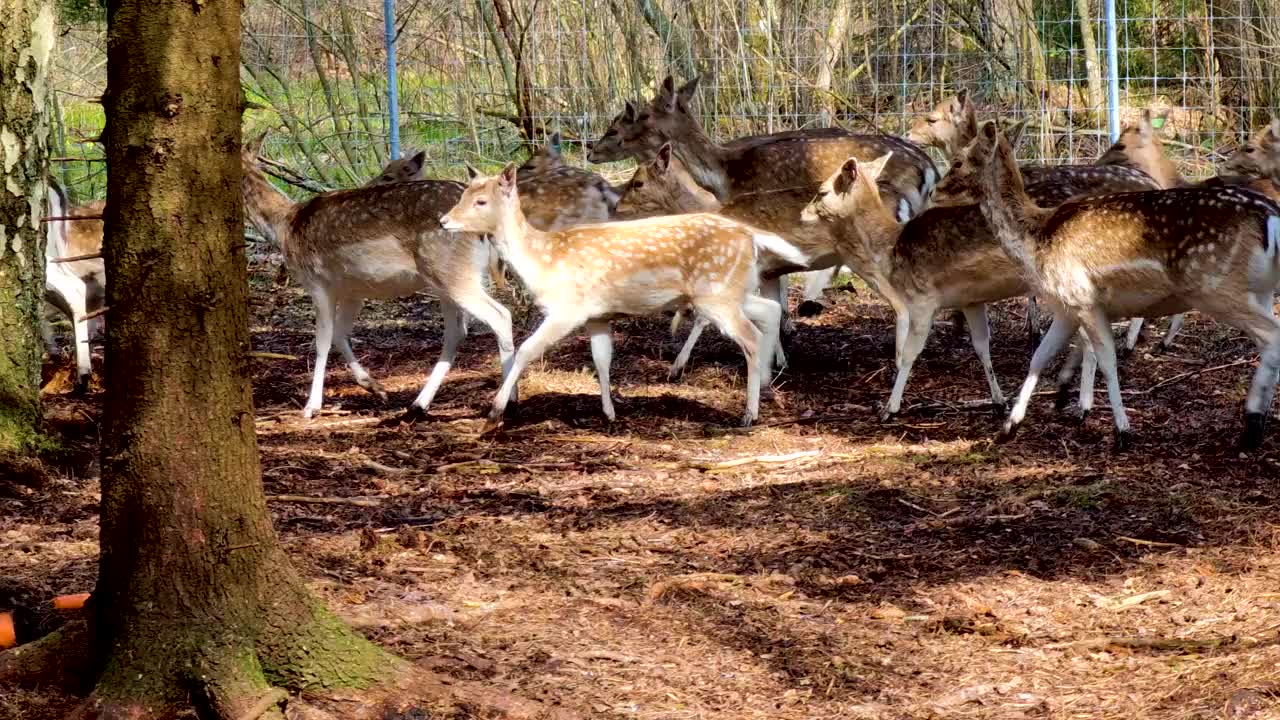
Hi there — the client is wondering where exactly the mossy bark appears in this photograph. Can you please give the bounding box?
[0,0,54,455]
[90,0,398,715]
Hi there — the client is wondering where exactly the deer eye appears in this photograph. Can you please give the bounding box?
[927,117,938,124]
[604,128,617,137]
[475,198,487,207]
[631,181,644,190]
[1246,145,1257,153]
[953,160,964,170]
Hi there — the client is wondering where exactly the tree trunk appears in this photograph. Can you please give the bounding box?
[0,0,54,456]
[1075,0,1105,122]
[814,0,851,125]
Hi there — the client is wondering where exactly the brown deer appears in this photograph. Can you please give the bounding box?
[907,90,979,159]
[43,180,106,389]
[440,163,807,434]
[365,150,427,186]
[971,121,1280,449]
[511,132,620,231]
[241,141,516,420]
[1205,119,1280,202]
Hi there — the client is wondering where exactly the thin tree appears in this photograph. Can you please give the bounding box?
[0,0,570,716]
[0,0,54,459]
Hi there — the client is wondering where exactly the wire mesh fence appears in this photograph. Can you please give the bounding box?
[50,0,1280,201]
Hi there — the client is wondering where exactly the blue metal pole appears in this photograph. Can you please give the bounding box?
[1104,0,1121,141]
[383,0,401,159]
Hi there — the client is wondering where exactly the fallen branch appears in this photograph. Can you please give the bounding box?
[256,156,331,194]
[265,494,386,508]
[1142,358,1253,393]
[686,449,821,471]
[1116,535,1184,548]
[247,351,299,361]
[49,251,103,262]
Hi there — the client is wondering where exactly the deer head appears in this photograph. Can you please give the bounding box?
[800,152,892,225]
[367,150,427,186]
[614,143,719,218]
[587,100,659,163]
[519,132,564,175]
[1095,109,1181,188]
[441,163,519,235]
[932,118,1024,205]
[1223,118,1280,179]
[907,90,976,155]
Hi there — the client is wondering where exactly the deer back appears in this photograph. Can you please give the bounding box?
[517,166,618,230]
[1022,166,1161,207]
[892,204,1027,303]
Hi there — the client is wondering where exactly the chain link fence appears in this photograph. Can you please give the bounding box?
[51,0,1280,201]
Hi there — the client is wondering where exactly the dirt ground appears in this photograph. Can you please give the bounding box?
[6,252,1280,720]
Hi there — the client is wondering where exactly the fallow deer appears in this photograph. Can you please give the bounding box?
[907,90,979,159]
[43,180,106,389]
[241,141,517,420]
[1206,119,1280,202]
[972,121,1280,449]
[365,150,428,186]
[512,132,619,231]
[440,163,807,433]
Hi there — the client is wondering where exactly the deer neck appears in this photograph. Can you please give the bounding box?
[978,169,1050,283]
[852,196,903,281]
[241,168,296,247]
[492,201,549,283]
[669,126,732,203]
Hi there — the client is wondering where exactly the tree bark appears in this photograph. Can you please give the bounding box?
[1075,0,1105,122]
[0,0,54,455]
[86,0,397,714]
[814,0,851,125]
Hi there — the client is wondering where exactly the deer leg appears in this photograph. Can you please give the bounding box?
[483,313,582,435]
[797,267,837,317]
[586,320,617,422]
[404,299,465,419]
[882,305,934,421]
[745,293,783,385]
[47,267,91,390]
[1076,334,1099,421]
[962,305,1004,409]
[1000,314,1078,442]
[703,299,766,427]
[761,275,793,336]
[1054,341,1085,410]
[332,298,384,401]
[456,290,517,404]
[1079,308,1132,449]
[1203,298,1280,449]
[303,287,338,419]
[1159,313,1185,351]
[669,314,709,381]
[1122,317,1145,356]
[1025,295,1040,348]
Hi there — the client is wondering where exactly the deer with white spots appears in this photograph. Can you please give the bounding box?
[42,180,106,391]
[972,121,1280,450]
[1204,119,1280,202]
[588,75,938,322]
[441,163,807,434]
[240,140,516,421]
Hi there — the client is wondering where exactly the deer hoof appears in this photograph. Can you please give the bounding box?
[739,412,756,428]
[397,405,428,425]
[362,379,388,402]
[1242,412,1268,451]
[796,300,825,318]
[667,366,686,383]
[480,415,505,437]
[877,404,897,423]
[1112,428,1135,452]
[302,404,320,420]
[996,419,1019,443]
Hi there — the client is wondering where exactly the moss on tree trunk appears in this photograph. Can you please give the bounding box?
[0,0,54,455]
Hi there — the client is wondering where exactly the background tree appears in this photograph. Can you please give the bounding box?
[0,0,55,458]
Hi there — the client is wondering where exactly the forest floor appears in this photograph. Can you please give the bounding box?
[6,253,1280,720]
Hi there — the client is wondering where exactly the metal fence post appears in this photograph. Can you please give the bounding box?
[1104,0,1121,141]
[383,0,401,159]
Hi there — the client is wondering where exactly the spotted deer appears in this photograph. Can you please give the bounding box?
[43,180,106,390]
[512,132,620,230]
[590,76,938,320]
[972,121,1280,449]
[365,150,427,186]
[241,141,516,420]
[1204,119,1280,202]
[440,163,807,434]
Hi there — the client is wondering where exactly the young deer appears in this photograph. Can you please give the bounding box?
[907,90,979,159]
[1206,119,1280,202]
[241,142,516,420]
[973,121,1280,449]
[43,180,106,389]
[512,133,619,230]
[365,150,428,186]
[440,163,806,434]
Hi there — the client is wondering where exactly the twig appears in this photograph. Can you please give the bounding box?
[265,494,385,508]
[49,252,103,263]
[42,217,102,225]
[77,306,109,322]
[247,351,298,361]
[687,449,820,471]
[1141,358,1253,393]
[361,459,409,475]
[1116,535,1184,548]
[234,687,288,720]
[1045,635,1234,652]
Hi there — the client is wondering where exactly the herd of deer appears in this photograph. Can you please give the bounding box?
[42,77,1280,449]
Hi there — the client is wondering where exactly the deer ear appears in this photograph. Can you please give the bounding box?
[548,132,562,157]
[622,100,638,122]
[862,152,893,182]
[1005,119,1028,148]
[955,89,969,108]
[657,75,680,112]
[465,164,480,181]
[406,151,426,174]
[499,163,518,196]
[676,76,700,108]
[981,120,999,141]
[654,143,673,173]
[1266,118,1280,142]
[841,157,859,183]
